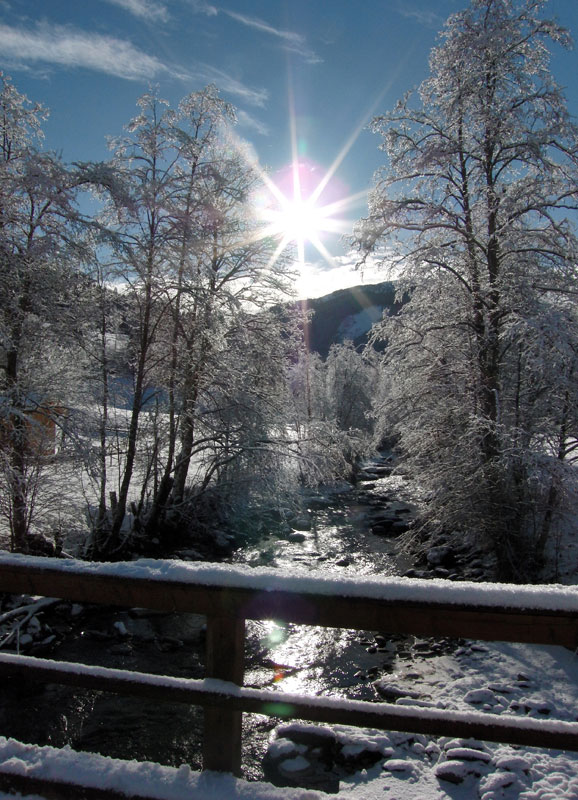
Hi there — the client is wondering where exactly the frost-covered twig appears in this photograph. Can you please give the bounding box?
[0,597,59,650]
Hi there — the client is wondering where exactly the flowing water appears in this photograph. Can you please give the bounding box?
[236,472,413,699]
[1,456,417,780]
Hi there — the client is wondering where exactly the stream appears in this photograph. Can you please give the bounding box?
[0,455,420,782]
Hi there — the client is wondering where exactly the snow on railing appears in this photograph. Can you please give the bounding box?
[2,550,578,612]
[0,552,577,797]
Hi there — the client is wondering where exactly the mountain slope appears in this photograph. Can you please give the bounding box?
[301,281,399,357]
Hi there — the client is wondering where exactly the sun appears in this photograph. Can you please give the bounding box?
[256,159,350,266]
[277,195,323,245]
[263,192,333,265]
[225,77,384,292]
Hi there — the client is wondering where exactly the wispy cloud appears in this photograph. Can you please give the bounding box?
[185,0,218,15]
[195,63,268,107]
[395,4,443,28]
[0,22,176,80]
[181,4,322,66]
[0,21,269,109]
[222,9,322,64]
[236,109,269,136]
[102,0,170,24]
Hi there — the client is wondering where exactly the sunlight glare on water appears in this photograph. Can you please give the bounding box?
[240,468,413,700]
[249,621,359,698]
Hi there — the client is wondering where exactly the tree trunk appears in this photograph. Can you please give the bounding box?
[170,299,213,507]
[107,254,156,554]
[8,419,28,553]
[170,388,198,506]
[535,386,571,564]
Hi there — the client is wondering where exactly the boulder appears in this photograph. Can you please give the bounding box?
[371,517,408,536]
[426,546,455,567]
[264,725,340,793]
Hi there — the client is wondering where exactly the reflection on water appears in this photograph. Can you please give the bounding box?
[234,481,403,578]
[246,620,399,704]
[238,470,410,705]
[247,623,370,698]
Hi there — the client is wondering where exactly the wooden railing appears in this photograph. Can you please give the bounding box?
[0,553,577,798]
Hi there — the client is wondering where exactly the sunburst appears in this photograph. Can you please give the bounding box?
[256,158,352,267]
[226,79,390,294]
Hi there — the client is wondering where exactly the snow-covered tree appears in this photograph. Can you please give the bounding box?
[325,342,375,436]
[286,341,377,485]
[356,0,578,578]
[164,97,293,510]
[90,86,295,556]
[0,74,89,552]
[188,308,296,521]
[89,89,176,556]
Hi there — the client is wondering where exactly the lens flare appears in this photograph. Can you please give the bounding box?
[255,158,358,269]
[219,73,399,297]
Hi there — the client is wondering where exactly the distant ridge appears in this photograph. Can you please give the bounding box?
[300,281,399,357]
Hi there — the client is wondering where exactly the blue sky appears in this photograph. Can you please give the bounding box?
[1,0,577,297]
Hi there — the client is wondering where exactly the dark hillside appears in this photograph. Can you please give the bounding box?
[302,281,399,357]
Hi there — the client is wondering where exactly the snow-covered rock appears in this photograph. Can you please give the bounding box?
[373,681,421,701]
[434,759,483,784]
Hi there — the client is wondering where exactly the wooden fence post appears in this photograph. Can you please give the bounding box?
[202,614,245,775]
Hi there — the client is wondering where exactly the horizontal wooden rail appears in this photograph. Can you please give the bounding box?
[0,552,577,793]
[0,653,576,752]
[0,736,241,800]
[0,554,577,648]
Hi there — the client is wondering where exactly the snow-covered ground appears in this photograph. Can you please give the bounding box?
[259,637,578,799]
